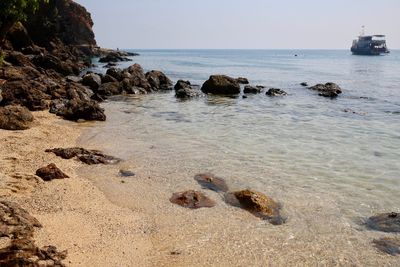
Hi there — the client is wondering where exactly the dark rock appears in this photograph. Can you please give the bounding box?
[106,68,123,81]
[256,85,265,89]
[373,237,400,256]
[4,51,33,67]
[65,75,82,83]
[309,82,342,98]
[242,95,248,99]
[32,54,78,76]
[119,170,136,177]
[50,98,106,121]
[0,200,42,238]
[145,70,173,91]
[170,190,216,209]
[0,80,50,111]
[21,45,45,56]
[36,163,69,181]
[97,82,122,96]
[236,77,249,84]
[201,75,241,95]
[194,173,229,192]
[225,189,284,225]
[46,147,120,165]
[101,74,118,84]
[0,105,34,130]
[174,80,200,99]
[127,64,152,91]
[103,62,117,68]
[243,85,262,94]
[300,82,308,87]
[366,212,400,233]
[99,52,132,63]
[0,201,66,266]
[81,73,101,90]
[266,88,287,96]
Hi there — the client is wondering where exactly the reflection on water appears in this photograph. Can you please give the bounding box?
[80,50,400,265]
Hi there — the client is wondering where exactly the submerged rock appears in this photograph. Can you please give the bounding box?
[36,163,69,181]
[194,173,229,192]
[170,190,216,209]
[309,82,342,98]
[119,170,136,177]
[266,88,287,96]
[373,237,400,256]
[243,85,262,94]
[225,189,284,225]
[300,82,308,87]
[0,105,34,130]
[45,147,120,165]
[201,75,241,95]
[366,212,400,233]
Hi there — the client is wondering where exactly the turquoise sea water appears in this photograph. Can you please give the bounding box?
[81,50,400,265]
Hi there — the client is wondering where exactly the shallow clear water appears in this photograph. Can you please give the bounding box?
[80,50,400,266]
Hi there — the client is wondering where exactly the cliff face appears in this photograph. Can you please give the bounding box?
[4,0,97,55]
[25,0,96,48]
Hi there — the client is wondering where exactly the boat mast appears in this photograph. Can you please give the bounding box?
[360,25,365,36]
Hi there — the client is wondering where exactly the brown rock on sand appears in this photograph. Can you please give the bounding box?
[36,163,69,181]
[170,190,216,209]
[0,105,34,130]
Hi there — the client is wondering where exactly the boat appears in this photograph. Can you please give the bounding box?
[351,27,390,55]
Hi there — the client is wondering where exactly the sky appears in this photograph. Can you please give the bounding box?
[75,0,400,49]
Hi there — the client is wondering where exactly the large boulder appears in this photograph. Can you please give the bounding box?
[0,80,50,111]
[81,73,101,90]
[145,70,173,91]
[309,82,342,98]
[6,22,33,51]
[201,75,241,95]
[106,68,123,81]
[97,82,122,96]
[0,105,34,130]
[127,64,152,91]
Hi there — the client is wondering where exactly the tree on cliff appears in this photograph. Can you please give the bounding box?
[0,0,48,45]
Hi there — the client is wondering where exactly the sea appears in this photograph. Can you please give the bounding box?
[79,50,400,266]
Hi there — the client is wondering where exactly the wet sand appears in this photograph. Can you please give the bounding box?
[0,111,151,266]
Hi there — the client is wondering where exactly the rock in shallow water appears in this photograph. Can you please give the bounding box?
[119,170,135,177]
[36,163,69,181]
[170,190,216,209]
[201,75,241,95]
[243,85,262,94]
[225,189,285,225]
[266,88,287,96]
[194,173,229,192]
[366,212,400,233]
[309,82,342,98]
[373,237,400,256]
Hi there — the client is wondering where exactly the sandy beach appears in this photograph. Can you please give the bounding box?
[0,111,152,266]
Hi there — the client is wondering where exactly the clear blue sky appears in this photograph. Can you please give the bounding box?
[75,0,400,49]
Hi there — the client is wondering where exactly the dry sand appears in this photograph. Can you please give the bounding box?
[0,111,152,266]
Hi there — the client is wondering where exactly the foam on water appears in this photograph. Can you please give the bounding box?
[79,50,400,266]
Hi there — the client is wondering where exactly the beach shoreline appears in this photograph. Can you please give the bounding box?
[0,111,152,266]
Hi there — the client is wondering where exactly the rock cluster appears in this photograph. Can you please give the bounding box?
[46,147,121,165]
[309,82,343,97]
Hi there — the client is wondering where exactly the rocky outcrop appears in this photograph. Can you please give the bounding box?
[366,212,400,233]
[243,85,262,94]
[194,173,229,192]
[0,105,34,130]
[170,190,216,209]
[174,80,201,99]
[82,73,102,90]
[46,147,121,165]
[309,82,342,98]
[32,54,79,76]
[36,163,69,181]
[99,51,133,63]
[225,189,284,225]
[266,88,287,96]
[201,75,241,95]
